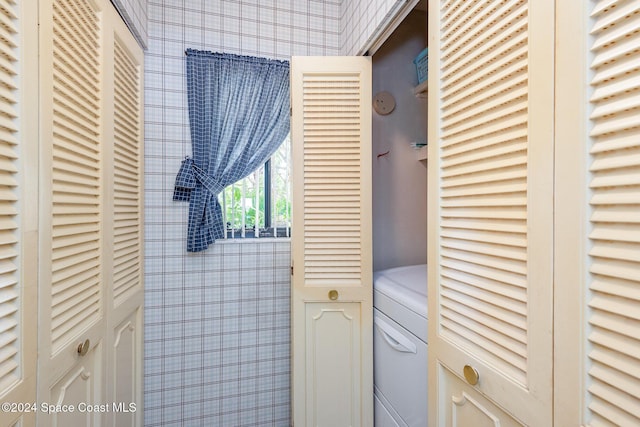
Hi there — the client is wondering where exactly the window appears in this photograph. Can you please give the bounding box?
[221,135,291,238]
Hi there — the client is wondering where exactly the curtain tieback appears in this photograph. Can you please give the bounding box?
[173,157,226,201]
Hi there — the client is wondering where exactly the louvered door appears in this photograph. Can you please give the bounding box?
[37,0,144,425]
[427,1,554,425]
[0,1,38,426]
[586,1,640,425]
[37,0,105,423]
[104,9,144,427]
[290,56,372,427]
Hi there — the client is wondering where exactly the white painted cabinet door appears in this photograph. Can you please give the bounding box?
[37,1,144,425]
[103,9,144,427]
[555,0,640,425]
[583,1,640,425]
[290,56,373,427]
[0,2,39,426]
[427,1,555,426]
[37,0,106,423]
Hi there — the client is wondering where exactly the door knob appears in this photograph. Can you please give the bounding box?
[77,339,90,356]
[463,365,479,385]
[328,290,338,300]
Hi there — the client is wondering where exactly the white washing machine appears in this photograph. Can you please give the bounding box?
[373,264,428,427]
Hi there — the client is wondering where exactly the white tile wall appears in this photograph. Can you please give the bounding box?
[144,1,341,425]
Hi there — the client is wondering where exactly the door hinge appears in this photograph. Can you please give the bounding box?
[290,265,294,275]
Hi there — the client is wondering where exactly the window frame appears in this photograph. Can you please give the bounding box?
[221,135,291,239]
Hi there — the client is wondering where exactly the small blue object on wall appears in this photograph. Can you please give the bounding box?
[413,47,429,84]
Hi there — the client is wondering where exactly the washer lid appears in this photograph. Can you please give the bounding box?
[373,264,427,319]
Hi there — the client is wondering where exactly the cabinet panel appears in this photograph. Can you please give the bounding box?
[48,342,102,427]
[110,310,141,427]
[437,363,523,427]
[305,303,361,427]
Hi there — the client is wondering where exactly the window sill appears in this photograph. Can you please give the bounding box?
[217,237,291,245]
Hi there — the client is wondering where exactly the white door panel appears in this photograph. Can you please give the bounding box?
[291,56,373,426]
[103,10,144,427]
[437,363,524,427]
[305,303,362,427]
[0,1,38,426]
[428,0,554,425]
[37,0,106,416]
[37,1,144,425]
[585,1,640,425]
[48,342,102,427]
[110,310,142,427]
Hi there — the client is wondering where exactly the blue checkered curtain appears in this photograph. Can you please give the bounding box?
[173,49,290,252]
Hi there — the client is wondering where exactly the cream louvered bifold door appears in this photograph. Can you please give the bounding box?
[290,56,372,427]
[37,0,144,425]
[0,1,38,426]
[427,0,554,426]
[585,1,640,425]
[103,7,144,427]
[0,0,144,425]
[37,0,106,424]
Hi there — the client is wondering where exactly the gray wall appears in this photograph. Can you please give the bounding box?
[372,10,428,271]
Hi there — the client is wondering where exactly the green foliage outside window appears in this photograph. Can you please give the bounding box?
[222,135,291,235]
